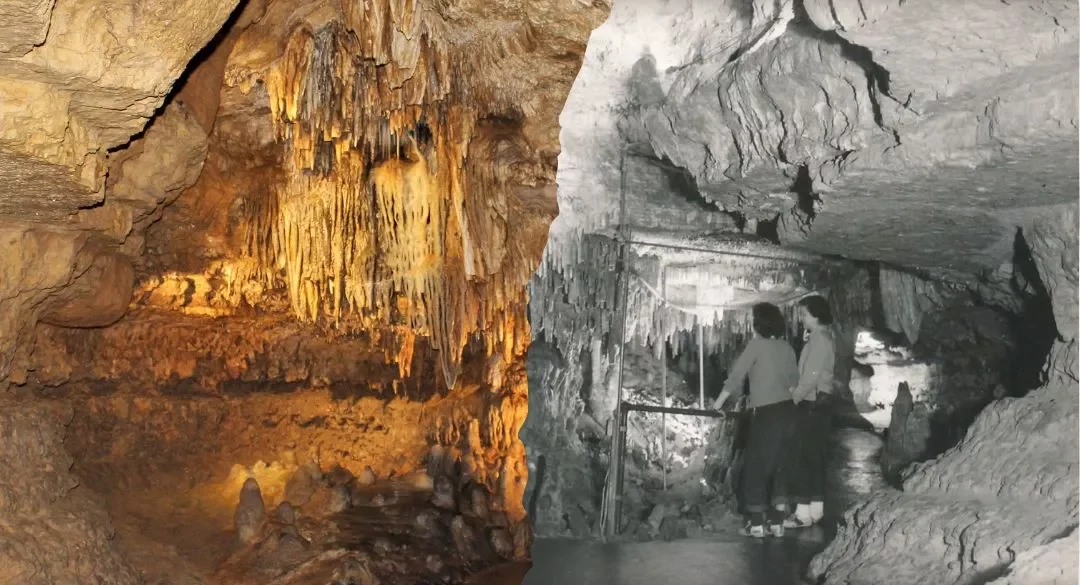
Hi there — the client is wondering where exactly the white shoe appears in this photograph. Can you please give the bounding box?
[809,501,825,523]
[741,522,766,538]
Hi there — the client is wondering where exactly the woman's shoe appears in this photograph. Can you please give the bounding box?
[740,522,766,538]
[767,523,785,537]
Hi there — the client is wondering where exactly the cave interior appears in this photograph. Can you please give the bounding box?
[0,0,1076,584]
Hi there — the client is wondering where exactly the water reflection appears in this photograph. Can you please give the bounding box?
[474,427,886,585]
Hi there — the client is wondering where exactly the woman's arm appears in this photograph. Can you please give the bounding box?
[714,339,758,409]
[791,334,835,402]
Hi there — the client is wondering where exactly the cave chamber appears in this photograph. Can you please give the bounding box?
[0,0,1077,584]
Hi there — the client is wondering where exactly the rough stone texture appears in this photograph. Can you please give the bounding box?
[809,209,1079,583]
[563,0,1078,276]
[985,531,1079,585]
[0,0,239,386]
[0,399,140,585]
[38,245,135,329]
[811,382,1079,584]
[1026,206,1079,385]
[541,5,1078,576]
[0,0,240,220]
[0,0,615,580]
[0,0,1075,582]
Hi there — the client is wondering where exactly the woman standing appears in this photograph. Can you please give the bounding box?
[784,294,836,528]
[713,302,799,538]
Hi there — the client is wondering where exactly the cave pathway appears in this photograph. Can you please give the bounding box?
[474,425,888,585]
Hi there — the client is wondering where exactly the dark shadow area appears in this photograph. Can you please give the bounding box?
[756,216,781,244]
[868,263,887,331]
[792,164,819,220]
[165,0,250,112]
[1004,228,1058,394]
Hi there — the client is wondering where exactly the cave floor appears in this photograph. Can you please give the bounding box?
[475,426,888,585]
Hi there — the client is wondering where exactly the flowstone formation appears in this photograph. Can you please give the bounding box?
[0,0,610,582]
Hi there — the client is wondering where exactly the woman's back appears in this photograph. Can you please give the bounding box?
[723,337,799,408]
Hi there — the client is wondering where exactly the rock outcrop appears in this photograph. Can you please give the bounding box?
[0,0,609,581]
[0,0,241,382]
[0,399,140,585]
[810,210,1079,583]
[560,0,1077,275]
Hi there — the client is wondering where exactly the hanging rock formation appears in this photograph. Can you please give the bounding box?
[0,0,608,582]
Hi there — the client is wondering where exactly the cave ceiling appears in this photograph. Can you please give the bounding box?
[0,0,1076,385]
[560,0,1079,280]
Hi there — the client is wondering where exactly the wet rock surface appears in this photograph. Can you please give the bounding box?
[810,382,1079,584]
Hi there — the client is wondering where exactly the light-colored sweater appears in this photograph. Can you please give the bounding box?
[721,337,799,408]
[792,327,836,403]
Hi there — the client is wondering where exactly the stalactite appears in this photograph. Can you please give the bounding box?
[530,230,847,372]
[238,11,540,389]
[880,266,947,345]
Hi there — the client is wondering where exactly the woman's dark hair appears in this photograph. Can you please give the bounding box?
[752,302,787,339]
[798,294,834,325]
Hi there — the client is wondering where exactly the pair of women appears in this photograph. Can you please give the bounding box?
[712,295,835,538]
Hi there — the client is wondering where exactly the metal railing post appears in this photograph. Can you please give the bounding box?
[698,317,705,409]
[660,267,668,493]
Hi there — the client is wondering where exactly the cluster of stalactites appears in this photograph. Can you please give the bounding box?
[247,13,535,389]
[624,256,812,358]
[265,14,459,172]
[530,234,828,365]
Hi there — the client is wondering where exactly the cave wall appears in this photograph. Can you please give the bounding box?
[1,0,612,578]
[536,0,1077,567]
[615,0,1078,273]
[0,399,142,585]
[0,2,244,582]
[0,0,242,386]
[810,208,1079,584]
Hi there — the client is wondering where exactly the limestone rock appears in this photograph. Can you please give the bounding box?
[880,382,932,478]
[557,0,1078,274]
[489,527,514,558]
[432,475,457,511]
[1025,206,1079,385]
[304,484,351,517]
[38,245,135,328]
[235,478,267,544]
[811,490,1074,585]
[356,466,377,486]
[810,382,1079,584]
[985,532,1079,585]
[450,516,478,558]
[0,399,140,585]
[275,502,296,525]
[0,0,240,221]
[462,482,490,520]
[329,556,377,585]
[284,463,320,507]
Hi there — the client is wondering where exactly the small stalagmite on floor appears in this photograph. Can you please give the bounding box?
[216,455,524,584]
[235,477,267,545]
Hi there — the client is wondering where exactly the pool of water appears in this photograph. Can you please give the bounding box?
[473,426,888,585]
